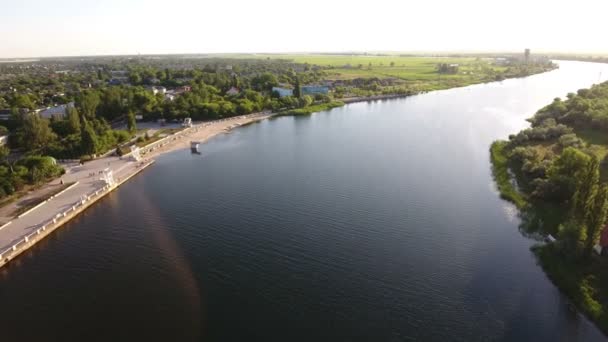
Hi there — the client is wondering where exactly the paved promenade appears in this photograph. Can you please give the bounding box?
[0,155,143,254]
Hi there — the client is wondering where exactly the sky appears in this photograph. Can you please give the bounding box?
[0,0,607,58]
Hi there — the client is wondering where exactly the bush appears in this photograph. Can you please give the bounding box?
[558,133,585,148]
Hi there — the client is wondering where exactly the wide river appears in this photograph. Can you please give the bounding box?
[2,61,608,341]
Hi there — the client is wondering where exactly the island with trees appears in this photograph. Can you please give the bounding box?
[490,81,608,333]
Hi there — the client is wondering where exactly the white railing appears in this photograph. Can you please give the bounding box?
[0,183,112,265]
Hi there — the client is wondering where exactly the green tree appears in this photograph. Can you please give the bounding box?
[17,114,56,152]
[573,156,599,223]
[66,106,81,134]
[546,147,591,200]
[584,183,608,257]
[127,110,136,133]
[12,94,35,109]
[80,117,99,156]
[300,95,313,107]
[251,73,278,92]
[0,145,9,164]
[78,91,100,119]
[294,77,302,98]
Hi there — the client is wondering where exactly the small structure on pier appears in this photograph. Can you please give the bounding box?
[191,141,200,153]
[182,117,192,128]
[130,146,141,162]
[101,168,115,186]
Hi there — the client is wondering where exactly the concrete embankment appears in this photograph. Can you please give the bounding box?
[0,160,155,269]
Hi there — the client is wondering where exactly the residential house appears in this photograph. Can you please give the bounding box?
[272,87,293,97]
[0,135,7,146]
[301,85,329,96]
[175,86,192,94]
[164,93,176,101]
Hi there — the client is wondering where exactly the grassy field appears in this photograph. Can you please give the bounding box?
[251,54,506,81]
[225,53,508,81]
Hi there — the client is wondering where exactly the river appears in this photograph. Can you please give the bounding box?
[1,61,608,341]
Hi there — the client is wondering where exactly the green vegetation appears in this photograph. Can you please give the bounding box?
[489,81,608,334]
[0,154,64,200]
[490,141,526,209]
[247,54,555,95]
[534,244,608,332]
[0,53,555,202]
[276,101,344,116]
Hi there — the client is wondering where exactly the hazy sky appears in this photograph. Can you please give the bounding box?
[1,0,607,58]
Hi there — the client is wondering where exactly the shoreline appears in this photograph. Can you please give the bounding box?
[0,66,560,269]
[0,114,273,268]
[136,112,274,159]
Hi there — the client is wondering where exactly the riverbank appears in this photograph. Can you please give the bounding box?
[137,112,274,158]
[0,113,274,269]
[489,80,608,336]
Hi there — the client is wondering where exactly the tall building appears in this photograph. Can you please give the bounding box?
[524,48,531,64]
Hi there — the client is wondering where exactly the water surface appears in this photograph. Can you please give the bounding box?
[1,61,608,341]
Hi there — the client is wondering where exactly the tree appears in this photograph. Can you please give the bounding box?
[127,110,136,133]
[78,90,100,119]
[12,94,35,110]
[300,95,313,108]
[0,145,9,164]
[572,156,599,222]
[584,183,608,257]
[293,77,302,98]
[17,113,56,152]
[66,106,81,134]
[80,117,99,156]
[545,147,591,201]
[251,73,278,92]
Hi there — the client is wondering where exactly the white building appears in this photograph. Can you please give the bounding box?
[0,135,7,146]
[272,87,293,97]
[152,86,167,95]
[39,102,75,120]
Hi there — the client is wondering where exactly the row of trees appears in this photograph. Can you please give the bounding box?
[530,84,608,132]
[560,155,608,258]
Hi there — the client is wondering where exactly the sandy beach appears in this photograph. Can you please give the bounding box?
[141,112,274,159]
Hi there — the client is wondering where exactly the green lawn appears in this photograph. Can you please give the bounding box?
[229,54,508,82]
